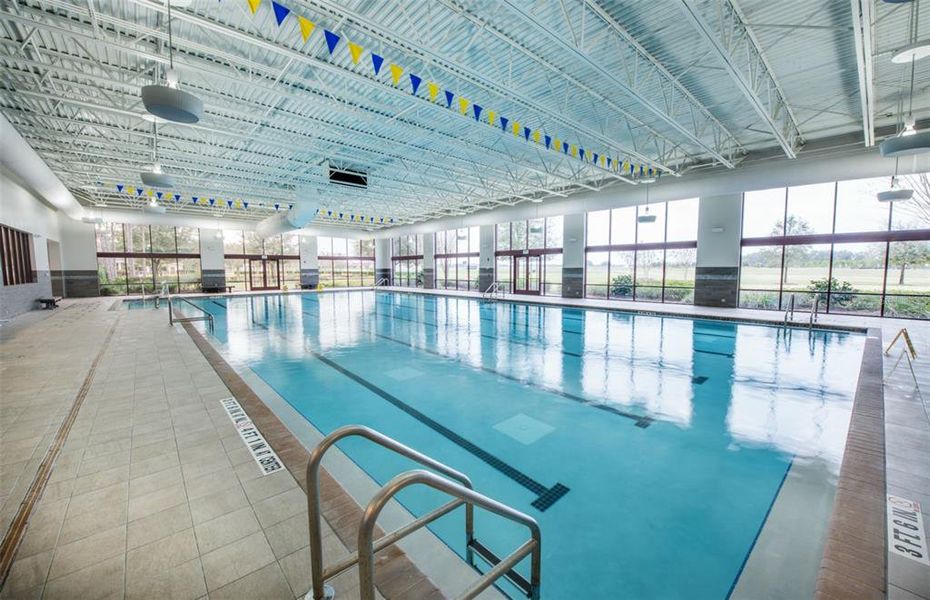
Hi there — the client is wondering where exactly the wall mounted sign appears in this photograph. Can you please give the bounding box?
[220,397,284,476]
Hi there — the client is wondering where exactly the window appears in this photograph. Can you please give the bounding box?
[317,236,375,288]
[435,227,480,291]
[391,234,423,287]
[222,231,300,291]
[585,199,698,303]
[95,223,200,295]
[495,216,564,295]
[1,225,36,286]
[738,175,930,319]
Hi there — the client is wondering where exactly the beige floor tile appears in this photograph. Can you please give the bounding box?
[126,557,206,600]
[241,470,299,504]
[43,555,124,600]
[253,487,308,529]
[184,467,239,501]
[128,464,182,499]
[47,524,126,581]
[127,501,193,550]
[264,510,311,559]
[58,501,128,546]
[3,549,53,594]
[64,481,128,519]
[126,528,200,582]
[209,561,294,600]
[188,483,250,525]
[200,530,276,591]
[193,505,261,555]
[71,464,131,496]
[127,481,187,521]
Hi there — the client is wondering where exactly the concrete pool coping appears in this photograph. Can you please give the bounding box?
[173,287,893,599]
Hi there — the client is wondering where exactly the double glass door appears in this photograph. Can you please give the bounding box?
[249,258,280,290]
[513,255,541,295]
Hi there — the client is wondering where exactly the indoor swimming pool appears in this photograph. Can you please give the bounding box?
[188,290,865,600]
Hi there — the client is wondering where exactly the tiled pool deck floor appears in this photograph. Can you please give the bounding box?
[0,291,928,599]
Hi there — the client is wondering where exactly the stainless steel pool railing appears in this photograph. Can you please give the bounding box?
[375,277,389,287]
[167,296,214,332]
[305,425,541,600]
[783,293,795,325]
[808,293,821,328]
[482,281,504,300]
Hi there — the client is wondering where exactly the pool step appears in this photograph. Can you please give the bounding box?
[468,537,533,597]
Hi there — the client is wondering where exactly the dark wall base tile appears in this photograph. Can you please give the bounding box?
[422,267,435,289]
[375,268,391,286]
[562,267,584,299]
[62,270,99,298]
[694,267,738,307]
[478,267,494,292]
[201,269,226,290]
[300,268,319,289]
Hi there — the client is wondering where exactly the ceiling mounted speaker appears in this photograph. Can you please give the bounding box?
[879,130,930,156]
[637,214,657,224]
[877,188,914,202]
[141,85,203,124]
[140,170,175,188]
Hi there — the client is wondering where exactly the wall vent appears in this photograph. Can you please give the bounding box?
[329,166,367,189]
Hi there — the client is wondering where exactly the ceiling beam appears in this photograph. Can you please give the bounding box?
[850,0,876,147]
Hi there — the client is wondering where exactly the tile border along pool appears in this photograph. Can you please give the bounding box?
[172,288,889,599]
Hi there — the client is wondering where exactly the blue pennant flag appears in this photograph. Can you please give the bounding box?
[444,90,454,108]
[116,184,124,193]
[173,193,180,202]
[192,196,198,204]
[243,201,249,209]
[544,135,552,149]
[606,157,612,169]
[639,166,645,177]
[324,30,340,55]
[271,1,290,25]
[370,217,374,222]
[593,153,599,165]
[208,198,215,206]
[350,214,355,221]
[327,210,332,217]
[523,126,531,141]
[371,53,384,75]
[579,148,585,161]
[274,203,281,211]
[409,74,422,95]
[288,203,294,210]
[500,117,509,132]
[156,191,163,199]
[473,104,483,121]
[630,164,635,176]
[338,213,343,219]
[226,200,233,208]
[136,188,144,196]
[562,141,569,154]
[390,218,394,223]
[380,217,384,223]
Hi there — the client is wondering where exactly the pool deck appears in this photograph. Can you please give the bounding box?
[0,290,928,599]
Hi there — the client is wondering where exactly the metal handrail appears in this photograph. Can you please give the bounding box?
[357,470,541,600]
[482,281,504,300]
[808,293,820,328]
[783,293,795,326]
[168,296,214,332]
[305,425,475,600]
[375,277,389,287]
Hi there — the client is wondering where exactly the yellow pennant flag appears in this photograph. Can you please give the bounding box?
[532,130,540,143]
[512,121,520,136]
[389,64,403,86]
[126,186,135,195]
[570,144,577,157]
[247,0,261,14]
[458,97,469,115]
[600,154,606,167]
[487,110,496,127]
[347,41,363,64]
[552,138,560,152]
[146,189,153,197]
[427,82,439,102]
[297,16,315,42]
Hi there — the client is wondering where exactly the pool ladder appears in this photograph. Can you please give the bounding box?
[305,425,542,600]
[482,281,505,301]
[783,293,821,328]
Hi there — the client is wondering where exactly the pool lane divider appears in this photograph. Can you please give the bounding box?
[0,315,120,588]
[252,315,571,511]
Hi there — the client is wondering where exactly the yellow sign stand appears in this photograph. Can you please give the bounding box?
[885,328,919,385]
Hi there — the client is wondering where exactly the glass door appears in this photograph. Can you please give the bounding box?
[249,258,281,290]
[513,255,542,295]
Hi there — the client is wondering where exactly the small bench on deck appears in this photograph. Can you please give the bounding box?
[37,297,62,309]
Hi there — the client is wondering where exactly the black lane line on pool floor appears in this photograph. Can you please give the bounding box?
[251,314,570,511]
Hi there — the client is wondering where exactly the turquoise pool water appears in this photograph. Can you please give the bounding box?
[189,291,863,599]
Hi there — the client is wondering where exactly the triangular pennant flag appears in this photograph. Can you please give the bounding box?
[533,130,540,143]
[579,148,586,161]
[371,53,384,75]
[338,213,344,219]
[600,155,606,167]
[444,90,454,108]
[136,188,144,196]
[523,126,531,141]
[247,0,261,14]
[243,201,249,209]
[289,204,294,210]
[324,30,340,55]
[570,145,577,157]
[389,64,403,86]
[409,73,422,95]
[226,200,233,208]
[487,110,496,126]
[116,184,124,193]
[274,203,281,211]
[593,153,599,165]
[156,191,163,199]
[458,97,469,115]
[347,41,363,64]
[500,117,509,132]
[544,135,552,149]
[271,1,290,26]
[473,104,483,121]
[191,196,198,204]
[512,121,520,136]
[208,198,215,206]
[297,16,315,42]
[607,157,612,169]
[427,82,439,102]
[630,163,635,176]
[553,138,560,152]
[562,141,569,154]
[327,210,332,217]
[146,189,153,197]
[174,193,181,202]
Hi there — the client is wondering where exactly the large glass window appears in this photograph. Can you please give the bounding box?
[739,175,930,319]
[391,234,423,287]
[495,217,563,295]
[317,236,375,288]
[222,231,300,291]
[436,226,480,291]
[95,223,201,295]
[585,199,698,303]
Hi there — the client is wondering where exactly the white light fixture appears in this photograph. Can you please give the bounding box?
[140,1,203,124]
[881,0,930,156]
[140,122,174,187]
[637,183,657,223]
[143,198,167,214]
[877,158,914,202]
[892,40,930,63]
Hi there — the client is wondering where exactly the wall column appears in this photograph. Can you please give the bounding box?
[421,233,435,288]
[58,216,99,297]
[561,213,585,298]
[695,193,743,307]
[478,224,494,291]
[300,235,319,289]
[375,238,391,285]
[199,229,225,291]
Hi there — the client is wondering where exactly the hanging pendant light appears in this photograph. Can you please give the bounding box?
[637,183,656,223]
[140,121,175,188]
[141,1,203,124]
[880,0,930,156]
[878,158,915,201]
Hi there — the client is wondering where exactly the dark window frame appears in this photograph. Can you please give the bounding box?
[0,225,36,286]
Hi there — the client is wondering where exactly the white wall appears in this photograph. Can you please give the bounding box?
[696,194,743,268]
[562,213,586,269]
[199,228,225,271]
[56,216,98,271]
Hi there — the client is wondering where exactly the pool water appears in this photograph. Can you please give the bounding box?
[189,291,863,599]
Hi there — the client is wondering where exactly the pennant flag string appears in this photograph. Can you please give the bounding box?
[389,63,403,86]
[297,16,315,41]
[323,30,340,55]
[472,104,483,122]
[271,1,290,26]
[247,0,261,14]
[444,90,454,109]
[427,81,439,102]
[347,41,363,64]
[409,73,422,95]
[371,53,384,75]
